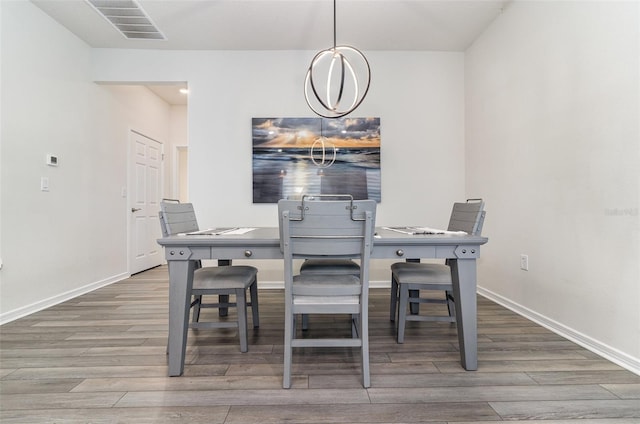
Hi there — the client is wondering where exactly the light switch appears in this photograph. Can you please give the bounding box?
[41,177,49,191]
[520,254,529,271]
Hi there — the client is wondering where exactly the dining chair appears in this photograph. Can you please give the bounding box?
[159,200,259,352]
[278,196,376,388]
[389,199,485,343]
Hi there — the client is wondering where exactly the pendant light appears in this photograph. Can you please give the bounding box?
[304,0,371,118]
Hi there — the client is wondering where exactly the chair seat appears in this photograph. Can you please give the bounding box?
[300,259,360,275]
[292,274,361,296]
[293,295,360,305]
[391,262,451,285]
[193,266,258,290]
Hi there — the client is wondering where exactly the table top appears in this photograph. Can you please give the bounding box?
[157,227,488,248]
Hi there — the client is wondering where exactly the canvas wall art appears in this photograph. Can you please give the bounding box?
[252,117,381,203]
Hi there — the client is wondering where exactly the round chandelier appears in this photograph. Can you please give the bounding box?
[304,0,371,119]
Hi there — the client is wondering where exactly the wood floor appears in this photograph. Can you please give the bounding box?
[1,265,639,423]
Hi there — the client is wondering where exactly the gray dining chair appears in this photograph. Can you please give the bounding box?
[390,199,486,343]
[278,196,376,388]
[159,200,259,352]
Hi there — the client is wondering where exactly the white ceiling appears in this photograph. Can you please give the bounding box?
[32,0,510,104]
[32,0,510,51]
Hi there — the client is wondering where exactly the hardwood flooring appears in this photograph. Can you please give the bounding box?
[1,265,639,423]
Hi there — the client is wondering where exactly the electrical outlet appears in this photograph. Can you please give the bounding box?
[520,254,529,271]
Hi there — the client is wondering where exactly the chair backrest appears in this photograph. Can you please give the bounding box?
[278,197,376,259]
[159,201,200,236]
[447,198,486,235]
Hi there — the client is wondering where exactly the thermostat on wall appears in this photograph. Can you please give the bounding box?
[46,154,58,166]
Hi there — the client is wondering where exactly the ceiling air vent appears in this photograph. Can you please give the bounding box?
[86,0,166,40]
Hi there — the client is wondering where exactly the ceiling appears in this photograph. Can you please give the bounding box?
[32,0,510,104]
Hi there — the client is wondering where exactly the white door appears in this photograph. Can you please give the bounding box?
[129,131,163,274]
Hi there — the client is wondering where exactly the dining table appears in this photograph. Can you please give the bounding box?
[157,226,488,376]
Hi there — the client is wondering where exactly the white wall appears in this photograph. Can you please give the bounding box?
[91,50,466,227]
[0,2,174,321]
[91,49,467,281]
[465,1,640,372]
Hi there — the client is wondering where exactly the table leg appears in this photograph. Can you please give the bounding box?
[449,258,478,371]
[168,260,195,376]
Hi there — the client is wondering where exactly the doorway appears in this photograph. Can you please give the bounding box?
[175,145,189,202]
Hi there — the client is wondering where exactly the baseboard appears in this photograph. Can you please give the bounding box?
[477,286,640,377]
[258,280,285,290]
[0,272,130,325]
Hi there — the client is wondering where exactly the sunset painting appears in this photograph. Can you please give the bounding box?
[252,117,381,203]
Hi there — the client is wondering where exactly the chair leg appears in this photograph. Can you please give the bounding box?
[250,280,260,328]
[351,314,359,338]
[283,306,294,389]
[446,290,456,318]
[218,294,229,317]
[360,306,370,388]
[409,289,420,314]
[236,289,248,353]
[406,259,421,315]
[389,275,398,322]
[218,260,232,316]
[397,285,409,344]
[192,295,202,322]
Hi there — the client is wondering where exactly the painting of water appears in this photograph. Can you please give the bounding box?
[252,117,381,203]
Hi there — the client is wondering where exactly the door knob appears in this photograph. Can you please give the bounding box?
[131,208,142,213]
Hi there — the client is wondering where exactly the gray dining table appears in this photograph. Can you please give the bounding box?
[157,227,488,376]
